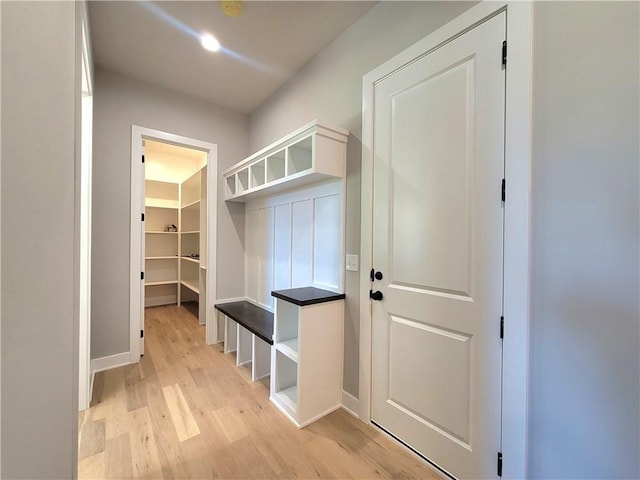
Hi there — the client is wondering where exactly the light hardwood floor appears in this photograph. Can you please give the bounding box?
[79,304,440,479]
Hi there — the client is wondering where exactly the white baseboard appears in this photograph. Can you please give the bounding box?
[341,390,359,418]
[214,296,247,305]
[90,351,130,374]
[89,369,96,404]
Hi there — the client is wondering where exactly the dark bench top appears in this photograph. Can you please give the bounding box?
[271,287,345,307]
[214,301,274,345]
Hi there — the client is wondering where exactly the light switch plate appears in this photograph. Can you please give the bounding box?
[346,254,359,272]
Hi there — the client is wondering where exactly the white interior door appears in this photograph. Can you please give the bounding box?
[371,12,506,479]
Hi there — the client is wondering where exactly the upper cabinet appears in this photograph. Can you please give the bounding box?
[223,121,349,202]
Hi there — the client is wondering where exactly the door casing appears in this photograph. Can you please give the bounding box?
[359,2,532,477]
[129,126,218,362]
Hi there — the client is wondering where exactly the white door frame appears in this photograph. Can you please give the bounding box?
[359,2,532,478]
[129,126,218,362]
[78,1,93,412]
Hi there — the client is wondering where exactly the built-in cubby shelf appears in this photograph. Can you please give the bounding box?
[270,287,345,428]
[223,121,348,202]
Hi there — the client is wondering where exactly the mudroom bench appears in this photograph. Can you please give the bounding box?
[214,300,273,381]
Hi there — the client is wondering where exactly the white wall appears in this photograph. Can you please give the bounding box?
[249,0,477,398]
[250,1,640,476]
[245,181,344,310]
[528,2,639,477]
[92,68,247,359]
[1,2,79,477]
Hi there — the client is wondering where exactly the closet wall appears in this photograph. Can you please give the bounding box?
[244,180,344,311]
[92,68,247,361]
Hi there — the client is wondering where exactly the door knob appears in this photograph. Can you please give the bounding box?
[370,269,384,281]
[369,290,383,301]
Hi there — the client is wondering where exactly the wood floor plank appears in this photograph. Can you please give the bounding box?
[128,413,163,479]
[104,433,134,479]
[78,418,105,460]
[162,383,201,442]
[80,304,439,480]
[78,451,105,480]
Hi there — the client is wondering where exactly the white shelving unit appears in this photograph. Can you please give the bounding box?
[270,288,345,428]
[179,169,202,311]
[145,180,179,307]
[223,121,348,202]
[144,168,207,322]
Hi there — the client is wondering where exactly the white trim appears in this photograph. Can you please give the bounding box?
[214,296,248,305]
[77,0,93,413]
[341,390,359,418]
[130,126,218,363]
[501,4,532,477]
[0,3,3,474]
[90,352,130,374]
[359,3,531,478]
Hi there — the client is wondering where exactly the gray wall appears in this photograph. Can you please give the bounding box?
[1,2,79,477]
[249,0,477,397]
[529,2,639,478]
[92,68,247,359]
[250,0,640,476]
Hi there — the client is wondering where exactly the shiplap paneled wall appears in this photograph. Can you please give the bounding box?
[245,180,344,311]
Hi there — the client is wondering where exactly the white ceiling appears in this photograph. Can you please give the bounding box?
[144,139,207,183]
[88,1,375,114]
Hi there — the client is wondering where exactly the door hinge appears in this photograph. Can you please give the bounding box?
[500,316,504,339]
[497,452,503,477]
[140,271,144,280]
[501,178,506,202]
[502,41,507,68]
[140,329,144,339]
[141,212,145,221]
[142,154,145,164]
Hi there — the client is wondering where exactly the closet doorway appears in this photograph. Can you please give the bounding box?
[130,126,217,363]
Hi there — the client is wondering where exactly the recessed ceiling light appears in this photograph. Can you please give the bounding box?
[200,33,220,52]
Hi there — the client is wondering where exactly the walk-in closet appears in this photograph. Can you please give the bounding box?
[144,140,208,324]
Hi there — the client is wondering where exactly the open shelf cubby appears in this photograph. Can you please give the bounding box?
[223,121,348,202]
[266,149,286,182]
[273,350,298,413]
[288,136,312,175]
[226,175,237,197]
[250,159,266,188]
[237,168,249,194]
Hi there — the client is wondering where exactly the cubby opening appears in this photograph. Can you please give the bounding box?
[226,175,237,196]
[287,136,313,174]
[250,160,266,188]
[274,350,298,411]
[267,150,286,182]
[238,168,249,193]
[275,299,298,355]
